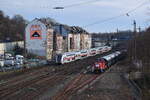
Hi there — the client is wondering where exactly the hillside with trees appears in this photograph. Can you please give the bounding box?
[0,10,27,42]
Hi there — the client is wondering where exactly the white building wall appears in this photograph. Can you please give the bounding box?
[25,19,47,57]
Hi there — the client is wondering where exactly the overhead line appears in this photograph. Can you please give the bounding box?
[82,1,148,28]
[63,0,100,8]
[53,0,100,9]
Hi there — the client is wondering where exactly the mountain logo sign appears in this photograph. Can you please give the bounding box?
[30,25,42,40]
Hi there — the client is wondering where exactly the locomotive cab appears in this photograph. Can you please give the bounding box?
[92,58,108,73]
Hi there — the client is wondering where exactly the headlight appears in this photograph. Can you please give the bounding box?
[95,64,99,67]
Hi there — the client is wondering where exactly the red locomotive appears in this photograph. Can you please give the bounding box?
[92,50,126,73]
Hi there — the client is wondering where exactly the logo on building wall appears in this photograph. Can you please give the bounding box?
[30,25,42,40]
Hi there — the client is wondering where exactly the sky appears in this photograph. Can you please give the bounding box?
[0,0,150,33]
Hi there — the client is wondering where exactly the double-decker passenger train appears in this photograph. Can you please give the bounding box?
[55,46,112,64]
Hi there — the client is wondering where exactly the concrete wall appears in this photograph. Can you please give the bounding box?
[80,34,91,49]
[88,34,92,49]
[56,34,63,54]
[68,33,91,52]
[73,34,80,51]
[0,41,24,54]
[68,33,81,52]
[68,34,73,52]
[25,19,47,57]
[46,29,54,60]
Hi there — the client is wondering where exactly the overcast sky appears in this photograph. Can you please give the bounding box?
[0,0,150,32]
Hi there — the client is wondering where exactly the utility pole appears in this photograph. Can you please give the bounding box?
[133,20,137,61]
[133,20,136,33]
[117,28,119,34]
[138,26,141,33]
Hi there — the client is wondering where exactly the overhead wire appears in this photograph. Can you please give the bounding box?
[63,0,100,8]
[53,0,100,9]
[82,1,149,28]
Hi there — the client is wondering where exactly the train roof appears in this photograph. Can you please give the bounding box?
[96,47,104,49]
[59,51,75,56]
[102,51,121,61]
[89,48,97,50]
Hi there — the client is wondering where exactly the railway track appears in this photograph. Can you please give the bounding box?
[52,72,100,100]
[0,50,117,99]
[0,65,61,99]
[0,73,53,99]
[17,74,64,100]
[0,65,77,100]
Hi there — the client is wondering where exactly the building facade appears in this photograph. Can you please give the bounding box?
[25,19,91,60]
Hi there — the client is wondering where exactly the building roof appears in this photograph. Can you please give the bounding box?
[32,18,89,35]
[70,26,88,34]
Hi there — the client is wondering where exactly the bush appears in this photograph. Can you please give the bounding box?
[13,44,24,55]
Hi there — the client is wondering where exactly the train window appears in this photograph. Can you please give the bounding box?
[67,54,75,56]
[81,51,87,53]
[91,50,96,52]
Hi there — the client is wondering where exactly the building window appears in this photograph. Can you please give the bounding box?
[70,37,73,49]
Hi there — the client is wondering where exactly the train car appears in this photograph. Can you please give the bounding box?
[80,49,89,59]
[96,47,104,54]
[74,51,81,60]
[101,46,112,53]
[107,46,112,51]
[102,53,117,67]
[55,46,113,64]
[92,50,126,73]
[88,48,97,56]
[55,52,76,64]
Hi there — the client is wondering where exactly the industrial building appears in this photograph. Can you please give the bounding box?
[25,18,91,60]
[91,31,133,48]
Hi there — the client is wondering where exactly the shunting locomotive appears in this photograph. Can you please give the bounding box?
[92,50,126,73]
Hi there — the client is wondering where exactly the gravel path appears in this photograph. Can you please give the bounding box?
[71,64,135,100]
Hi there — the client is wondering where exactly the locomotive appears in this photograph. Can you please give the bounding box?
[91,50,126,73]
[55,46,112,64]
